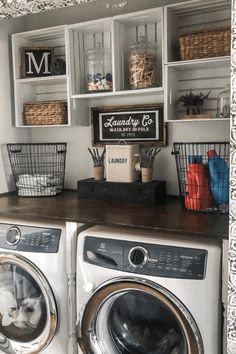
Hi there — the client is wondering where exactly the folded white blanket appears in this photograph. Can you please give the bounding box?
[17,174,62,189]
[18,186,62,197]
[16,174,63,196]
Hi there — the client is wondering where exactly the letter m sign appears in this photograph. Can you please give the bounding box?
[21,47,53,78]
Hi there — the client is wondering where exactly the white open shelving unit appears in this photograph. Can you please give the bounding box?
[112,8,163,94]
[11,0,231,127]
[12,25,82,127]
[164,0,231,122]
[68,18,113,98]
[67,7,164,99]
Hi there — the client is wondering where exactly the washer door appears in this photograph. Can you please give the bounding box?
[80,279,203,354]
[0,253,57,354]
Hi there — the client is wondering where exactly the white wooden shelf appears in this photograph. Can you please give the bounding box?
[166,56,230,68]
[164,0,231,122]
[16,75,67,86]
[164,0,231,63]
[115,87,164,96]
[71,87,164,99]
[16,124,70,128]
[167,118,230,123]
[68,18,113,97]
[12,25,78,127]
[71,91,115,99]
[67,8,163,99]
[11,0,231,128]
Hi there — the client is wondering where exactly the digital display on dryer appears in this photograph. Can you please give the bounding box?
[84,236,208,280]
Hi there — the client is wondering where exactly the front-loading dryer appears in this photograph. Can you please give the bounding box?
[0,217,71,354]
[76,225,222,354]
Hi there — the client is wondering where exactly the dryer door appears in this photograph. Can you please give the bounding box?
[0,253,57,354]
[80,279,203,354]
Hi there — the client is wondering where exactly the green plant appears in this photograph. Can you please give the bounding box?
[88,147,105,167]
[176,90,211,115]
[140,147,161,168]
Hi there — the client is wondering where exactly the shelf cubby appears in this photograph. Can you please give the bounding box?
[164,0,231,63]
[164,0,231,122]
[113,7,163,92]
[68,18,113,97]
[165,57,230,121]
[11,25,75,127]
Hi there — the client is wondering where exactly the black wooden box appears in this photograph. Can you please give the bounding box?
[77,179,166,205]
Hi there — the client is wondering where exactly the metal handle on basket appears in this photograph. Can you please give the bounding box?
[8,144,22,153]
[56,143,67,153]
[171,145,179,155]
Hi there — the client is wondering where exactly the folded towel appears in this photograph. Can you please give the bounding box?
[16,174,63,196]
[18,186,62,197]
[17,174,47,187]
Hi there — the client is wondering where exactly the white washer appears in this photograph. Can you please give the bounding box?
[0,217,69,354]
[76,225,222,354]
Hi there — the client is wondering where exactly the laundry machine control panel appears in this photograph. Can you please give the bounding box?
[0,224,61,253]
[84,236,208,279]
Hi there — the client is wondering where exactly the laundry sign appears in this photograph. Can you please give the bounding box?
[91,104,166,146]
[99,111,159,141]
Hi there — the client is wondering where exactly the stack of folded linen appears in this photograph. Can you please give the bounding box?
[16,174,62,196]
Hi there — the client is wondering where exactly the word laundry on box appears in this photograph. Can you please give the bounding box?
[105,144,139,183]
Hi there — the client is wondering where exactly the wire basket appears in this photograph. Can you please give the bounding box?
[172,142,229,214]
[7,143,67,197]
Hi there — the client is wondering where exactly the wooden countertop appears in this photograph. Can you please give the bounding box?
[0,190,228,239]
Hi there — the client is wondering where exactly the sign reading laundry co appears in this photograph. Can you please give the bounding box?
[91,104,166,146]
[99,111,159,141]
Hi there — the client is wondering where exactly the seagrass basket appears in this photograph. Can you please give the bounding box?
[23,100,67,125]
[179,27,231,61]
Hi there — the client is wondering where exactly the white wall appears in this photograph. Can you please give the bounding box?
[0,17,30,193]
[1,0,230,195]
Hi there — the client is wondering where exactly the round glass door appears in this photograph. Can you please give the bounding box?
[0,253,57,354]
[81,280,203,354]
[108,291,187,353]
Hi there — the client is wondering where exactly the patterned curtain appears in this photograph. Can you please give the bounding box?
[229,1,236,353]
[0,0,95,19]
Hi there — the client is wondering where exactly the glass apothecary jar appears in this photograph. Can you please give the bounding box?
[128,36,157,90]
[84,43,113,93]
[216,84,230,118]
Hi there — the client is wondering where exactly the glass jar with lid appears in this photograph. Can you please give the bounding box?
[84,43,113,93]
[216,84,230,118]
[128,35,157,90]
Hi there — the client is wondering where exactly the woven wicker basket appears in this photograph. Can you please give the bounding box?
[179,27,231,61]
[24,100,67,126]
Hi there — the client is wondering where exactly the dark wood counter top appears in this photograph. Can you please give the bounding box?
[0,190,228,239]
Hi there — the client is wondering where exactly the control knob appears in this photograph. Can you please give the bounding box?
[6,227,21,246]
[128,246,148,267]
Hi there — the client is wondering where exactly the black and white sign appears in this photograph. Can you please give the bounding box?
[91,104,166,146]
[21,47,53,78]
[99,111,159,141]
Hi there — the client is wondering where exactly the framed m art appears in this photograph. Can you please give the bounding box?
[21,47,54,78]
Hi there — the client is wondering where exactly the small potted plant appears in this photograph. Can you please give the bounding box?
[140,147,161,182]
[88,147,105,180]
[176,90,211,117]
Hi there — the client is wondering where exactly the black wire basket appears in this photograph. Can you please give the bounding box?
[172,142,230,214]
[7,143,67,197]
